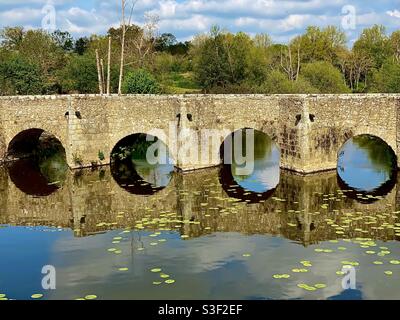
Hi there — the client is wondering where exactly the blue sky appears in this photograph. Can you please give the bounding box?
[0,0,399,46]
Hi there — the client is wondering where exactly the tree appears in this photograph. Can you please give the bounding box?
[74,37,90,55]
[122,69,161,94]
[353,25,391,69]
[193,27,255,90]
[0,27,24,49]
[130,13,159,67]
[52,30,74,52]
[118,0,137,95]
[292,26,347,65]
[338,50,373,91]
[280,43,301,81]
[0,55,44,95]
[155,33,177,52]
[370,60,400,93]
[301,61,350,93]
[57,53,116,94]
[254,33,272,49]
[390,31,400,63]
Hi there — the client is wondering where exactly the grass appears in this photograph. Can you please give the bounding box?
[161,72,202,94]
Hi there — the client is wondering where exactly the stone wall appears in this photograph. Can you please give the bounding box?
[0,94,399,173]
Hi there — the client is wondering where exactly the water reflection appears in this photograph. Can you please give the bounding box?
[222,129,280,199]
[111,133,174,195]
[6,154,67,197]
[338,135,397,198]
[1,132,400,300]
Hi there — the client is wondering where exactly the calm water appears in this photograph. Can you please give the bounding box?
[0,134,399,300]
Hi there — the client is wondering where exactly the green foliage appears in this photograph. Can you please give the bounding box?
[0,54,44,95]
[353,25,392,69]
[193,28,253,90]
[122,69,161,94]
[293,26,347,65]
[98,151,105,161]
[51,30,74,52]
[301,62,350,93]
[370,60,400,93]
[58,54,99,94]
[261,70,319,94]
[1,24,399,95]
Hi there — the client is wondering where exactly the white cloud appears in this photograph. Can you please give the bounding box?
[0,0,398,44]
[386,10,400,19]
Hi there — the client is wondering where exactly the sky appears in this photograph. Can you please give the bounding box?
[0,0,399,46]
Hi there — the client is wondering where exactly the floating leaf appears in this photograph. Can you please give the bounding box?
[151,268,162,273]
[31,294,43,299]
[118,268,129,271]
[85,295,98,300]
[165,279,176,284]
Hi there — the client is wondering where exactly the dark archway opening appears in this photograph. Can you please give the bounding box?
[110,133,174,195]
[219,128,280,203]
[337,134,397,203]
[6,129,68,196]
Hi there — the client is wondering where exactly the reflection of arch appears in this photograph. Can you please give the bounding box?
[218,128,280,204]
[219,164,277,204]
[110,133,174,195]
[7,128,66,159]
[337,173,397,204]
[337,134,398,202]
[7,159,60,197]
[6,129,67,197]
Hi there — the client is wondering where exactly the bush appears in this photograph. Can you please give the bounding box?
[122,69,161,94]
[301,61,350,93]
[370,60,400,93]
[261,70,319,94]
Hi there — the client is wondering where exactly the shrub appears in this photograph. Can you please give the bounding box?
[301,61,350,93]
[122,69,161,94]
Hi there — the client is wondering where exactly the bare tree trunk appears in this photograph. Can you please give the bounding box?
[100,58,105,93]
[296,45,301,81]
[107,36,111,95]
[96,49,103,95]
[118,0,126,95]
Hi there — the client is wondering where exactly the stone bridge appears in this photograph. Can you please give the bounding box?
[0,94,399,173]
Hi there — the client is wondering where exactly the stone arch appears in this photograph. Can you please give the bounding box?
[109,132,175,195]
[7,128,66,160]
[336,133,398,198]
